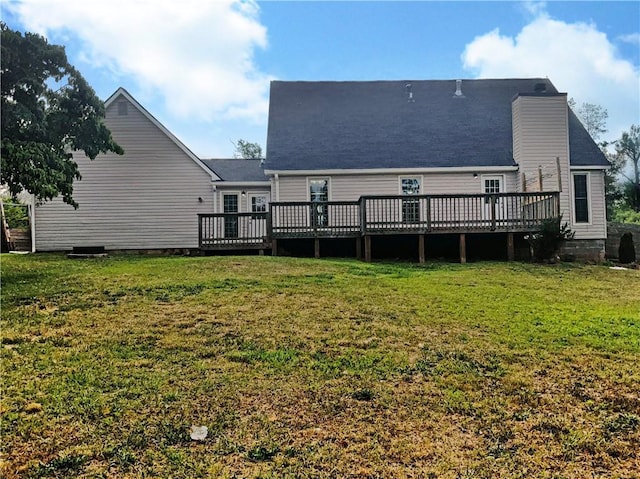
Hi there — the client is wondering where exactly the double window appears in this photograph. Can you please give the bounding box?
[573,173,589,223]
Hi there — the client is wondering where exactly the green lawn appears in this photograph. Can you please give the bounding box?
[1,254,639,478]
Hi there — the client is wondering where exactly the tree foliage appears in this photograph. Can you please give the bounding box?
[615,125,640,212]
[233,139,263,159]
[1,23,123,208]
[568,98,620,217]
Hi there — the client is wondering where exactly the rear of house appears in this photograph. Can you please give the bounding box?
[263,78,609,261]
[30,79,609,261]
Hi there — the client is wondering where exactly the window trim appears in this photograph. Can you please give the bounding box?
[571,172,591,225]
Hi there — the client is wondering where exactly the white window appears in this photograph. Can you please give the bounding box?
[251,195,267,214]
[400,177,421,195]
[572,173,590,223]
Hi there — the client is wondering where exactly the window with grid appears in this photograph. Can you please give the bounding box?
[223,194,238,238]
[401,178,420,224]
[309,179,328,227]
[573,174,589,223]
[251,195,267,219]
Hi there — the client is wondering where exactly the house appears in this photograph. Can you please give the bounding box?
[31,88,263,252]
[260,78,609,261]
[30,79,610,262]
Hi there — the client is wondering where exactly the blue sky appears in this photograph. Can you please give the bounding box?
[3,1,639,158]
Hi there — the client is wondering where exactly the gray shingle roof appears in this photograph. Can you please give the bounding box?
[201,159,267,182]
[265,79,609,171]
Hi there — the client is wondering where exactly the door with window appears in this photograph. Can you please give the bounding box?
[482,176,504,222]
[309,179,328,227]
[401,177,421,224]
[223,194,238,238]
[250,194,269,238]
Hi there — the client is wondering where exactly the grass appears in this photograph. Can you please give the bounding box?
[1,254,639,478]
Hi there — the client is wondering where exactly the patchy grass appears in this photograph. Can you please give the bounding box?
[1,254,639,478]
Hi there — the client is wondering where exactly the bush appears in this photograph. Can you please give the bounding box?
[527,217,575,262]
[1,198,29,229]
[611,206,640,224]
[618,232,636,263]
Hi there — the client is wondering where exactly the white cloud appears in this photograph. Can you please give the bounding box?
[462,13,640,142]
[7,0,272,124]
[618,32,640,46]
[523,1,547,18]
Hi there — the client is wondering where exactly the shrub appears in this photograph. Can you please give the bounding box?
[618,232,636,263]
[611,207,640,224]
[527,217,575,262]
[1,198,29,229]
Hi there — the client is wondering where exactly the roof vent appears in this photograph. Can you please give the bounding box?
[534,82,547,93]
[406,83,415,103]
[117,101,128,115]
[453,79,465,98]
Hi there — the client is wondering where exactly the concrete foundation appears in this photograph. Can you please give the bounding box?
[559,239,606,263]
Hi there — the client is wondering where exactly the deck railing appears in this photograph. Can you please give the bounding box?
[270,201,361,238]
[199,192,559,248]
[198,212,269,249]
[361,192,560,234]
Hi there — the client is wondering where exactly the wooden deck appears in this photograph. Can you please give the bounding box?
[199,192,560,260]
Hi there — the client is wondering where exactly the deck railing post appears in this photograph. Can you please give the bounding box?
[490,195,497,231]
[426,196,431,232]
[360,198,367,236]
[198,214,203,248]
[267,204,273,241]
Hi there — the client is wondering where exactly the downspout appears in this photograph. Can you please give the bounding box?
[274,174,280,202]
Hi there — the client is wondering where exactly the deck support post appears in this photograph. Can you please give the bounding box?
[459,233,467,264]
[355,237,362,260]
[418,234,425,264]
[314,238,320,259]
[272,239,278,256]
[507,232,514,261]
[364,235,372,262]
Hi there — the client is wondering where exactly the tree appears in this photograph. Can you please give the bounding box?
[233,139,263,159]
[1,23,123,208]
[601,140,626,219]
[568,98,619,217]
[568,98,608,141]
[615,125,640,211]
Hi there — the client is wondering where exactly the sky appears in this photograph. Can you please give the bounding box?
[2,0,639,159]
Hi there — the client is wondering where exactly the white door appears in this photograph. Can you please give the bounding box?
[482,176,505,223]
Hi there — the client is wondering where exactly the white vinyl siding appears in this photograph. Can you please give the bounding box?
[276,172,517,202]
[511,95,570,216]
[571,170,607,239]
[34,95,214,251]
